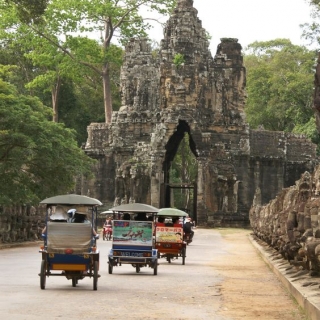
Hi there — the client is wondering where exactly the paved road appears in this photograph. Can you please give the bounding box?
[0,228,308,319]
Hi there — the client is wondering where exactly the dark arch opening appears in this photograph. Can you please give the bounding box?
[161,120,198,219]
[163,120,198,173]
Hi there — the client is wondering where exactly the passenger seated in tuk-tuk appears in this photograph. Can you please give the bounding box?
[42,206,68,234]
[71,211,99,238]
[134,212,148,221]
[123,213,131,220]
[67,208,76,222]
[172,217,182,227]
[164,217,179,227]
[156,216,165,226]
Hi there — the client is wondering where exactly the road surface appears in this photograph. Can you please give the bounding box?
[0,228,307,319]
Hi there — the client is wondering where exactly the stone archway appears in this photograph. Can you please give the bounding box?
[82,0,316,227]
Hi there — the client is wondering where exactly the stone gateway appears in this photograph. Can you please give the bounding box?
[80,0,316,227]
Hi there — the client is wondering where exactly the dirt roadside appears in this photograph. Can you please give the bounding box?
[213,229,309,320]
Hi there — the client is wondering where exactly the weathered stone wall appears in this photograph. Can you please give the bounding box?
[250,166,320,275]
[0,206,44,244]
[82,0,317,227]
[249,51,320,275]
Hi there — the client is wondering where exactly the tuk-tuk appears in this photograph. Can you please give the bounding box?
[155,208,188,265]
[39,194,102,290]
[108,203,159,275]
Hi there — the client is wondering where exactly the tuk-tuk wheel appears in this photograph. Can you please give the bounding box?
[153,260,158,275]
[135,265,140,273]
[40,260,46,290]
[166,256,171,263]
[181,248,186,265]
[108,262,113,274]
[93,261,98,291]
[72,278,77,287]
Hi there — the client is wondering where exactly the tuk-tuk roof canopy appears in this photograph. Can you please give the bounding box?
[40,194,102,206]
[109,203,159,213]
[157,208,188,217]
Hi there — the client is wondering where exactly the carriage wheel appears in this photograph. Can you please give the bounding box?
[40,260,46,290]
[72,278,77,287]
[136,265,140,273]
[93,261,98,291]
[181,248,186,265]
[153,260,158,275]
[108,262,113,274]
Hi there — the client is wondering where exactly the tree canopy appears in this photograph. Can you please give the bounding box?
[0,65,95,205]
[1,0,176,123]
[244,39,319,144]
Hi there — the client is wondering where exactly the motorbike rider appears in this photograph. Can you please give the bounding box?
[104,216,112,227]
[183,216,194,240]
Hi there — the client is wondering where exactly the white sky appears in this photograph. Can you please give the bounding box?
[146,0,314,53]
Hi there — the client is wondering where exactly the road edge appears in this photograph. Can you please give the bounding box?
[249,234,320,320]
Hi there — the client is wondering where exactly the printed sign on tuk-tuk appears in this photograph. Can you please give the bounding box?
[155,226,183,243]
[113,220,153,246]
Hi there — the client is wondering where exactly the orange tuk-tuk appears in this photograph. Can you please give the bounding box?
[155,208,188,265]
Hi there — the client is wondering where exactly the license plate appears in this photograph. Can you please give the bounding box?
[163,244,171,248]
[116,251,144,257]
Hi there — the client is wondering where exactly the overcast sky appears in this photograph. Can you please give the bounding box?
[146,0,314,53]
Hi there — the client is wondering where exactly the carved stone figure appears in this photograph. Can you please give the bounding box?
[250,167,320,276]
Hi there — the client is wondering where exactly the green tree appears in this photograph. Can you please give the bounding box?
[5,0,49,24]
[0,65,95,205]
[2,0,176,123]
[244,39,318,142]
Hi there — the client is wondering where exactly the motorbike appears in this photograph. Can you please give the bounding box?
[103,225,112,241]
[184,232,193,245]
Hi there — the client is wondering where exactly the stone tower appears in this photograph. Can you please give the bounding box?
[82,0,316,226]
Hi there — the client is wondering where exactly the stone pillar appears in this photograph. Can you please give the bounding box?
[150,155,162,208]
[196,157,208,225]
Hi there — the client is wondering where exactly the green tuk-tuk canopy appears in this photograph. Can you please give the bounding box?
[157,208,188,217]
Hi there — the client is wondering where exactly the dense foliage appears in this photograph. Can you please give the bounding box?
[244,39,319,145]
[0,66,95,205]
[0,0,176,123]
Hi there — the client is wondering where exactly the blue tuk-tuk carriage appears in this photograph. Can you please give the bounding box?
[107,203,159,275]
[39,194,102,290]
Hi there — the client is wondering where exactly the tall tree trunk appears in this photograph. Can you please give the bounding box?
[102,65,113,123]
[52,75,61,122]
